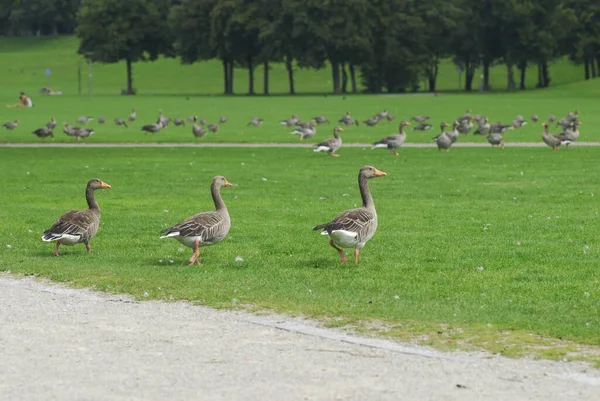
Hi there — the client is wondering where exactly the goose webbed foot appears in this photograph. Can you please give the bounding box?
[329,239,348,263]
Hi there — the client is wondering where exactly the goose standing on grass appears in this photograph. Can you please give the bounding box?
[128,108,137,122]
[41,178,111,256]
[338,112,359,126]
[313,166,387,264]
[312,116,330,125]
[78,128,95,139]
[280,114,300,127]
[63,123,81,140]
[560,120,582,148]
[412,115,430,123]
[541,122,562,151]
[487,133,504,149]
[247,116,263,126]
[207,123,219,134]
[314,126,343,157]
[114,118,128,128]
[173,118,186,127]
[46,117,57,130]
[141,121,163,135]
[98,116,106,124]
[531,115,539,124]
[363,116,381,127]
[2,120,18,130]
[447,120,460,144]
[192,117,206,139]
[160,176,235,266]
[32,127,54,140]
[413,123,433,132]
[292,122,317,140]
[371,120,411,155]
[219,116,228,124]
[77,116,94,124]
[433,122,452,151]
[474,117,491,135]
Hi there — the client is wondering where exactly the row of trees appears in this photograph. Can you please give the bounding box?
[4,0,600,94]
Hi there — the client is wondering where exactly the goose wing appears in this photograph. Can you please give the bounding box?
[44,210,97,239]
[315,208,374,235]
[161,211,224,240]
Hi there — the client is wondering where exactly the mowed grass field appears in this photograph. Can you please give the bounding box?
[1,147,599,363]
[1,36,599,145]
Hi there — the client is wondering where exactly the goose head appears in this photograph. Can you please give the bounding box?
[87,178,111,190]
[360,165,387,179]
[212,176,236,188]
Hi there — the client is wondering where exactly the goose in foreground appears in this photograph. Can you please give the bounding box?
[114,118,128,128]
[141,121,163,134]
[313,166,387,264]
[128,108,137,122]
[433,122,452,151]
[314,126,343,156]
[541,122,562,151]
[32,127,54,139]
[487,133,504,149]
[371,120,411,155]
[41,179,111,256]
[160,176,235,265]
[247,117,263,126]
[46,117,57,130]
[2,120,18,130]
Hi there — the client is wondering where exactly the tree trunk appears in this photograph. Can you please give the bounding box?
[126,58,133,94]
[341,63,348,93]
[541,60,550,87]
[585,58,590,80]
[518,60,527,90]
[227,59,234,94]
[285,55,295,95]
[247,57,254,95]
[465,59,475,91]
[222,60,229,94]
[596,57,600,79]
[506,61,515,91]
[483,60,491,91]
[537,62,543,88]
[427,56,439,92]
[591,57,597,78]
[263,61,269,95]
[349,64,357,93]
[331,60,341,93]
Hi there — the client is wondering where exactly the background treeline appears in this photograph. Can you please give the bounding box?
[2,0,600,94]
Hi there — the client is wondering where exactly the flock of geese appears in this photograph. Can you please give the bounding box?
[2,108,582,153]
[41,166,385,265]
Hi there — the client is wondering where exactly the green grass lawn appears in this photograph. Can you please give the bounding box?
[1,147,599,363]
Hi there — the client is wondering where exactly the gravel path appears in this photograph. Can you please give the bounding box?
[1,273,599,401]
[0,141,599,148]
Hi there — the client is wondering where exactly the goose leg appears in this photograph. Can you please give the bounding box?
[354,249,360,264]
[85,242,91,254]
[188,239,200,266]
[329,240,348,263]
[54,242,60,257]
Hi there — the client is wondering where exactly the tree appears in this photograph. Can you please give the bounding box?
[76,0,173,94]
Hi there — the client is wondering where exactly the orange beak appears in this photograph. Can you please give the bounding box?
[100,181,111,189]
[374,169,387,177]
[224,179,237,187]
[406,122,411,125]
[338,127,344,131]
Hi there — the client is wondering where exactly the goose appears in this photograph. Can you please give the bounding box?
[314,127,343,156]
[313,165,387,264]
[412,123,433,132]
[41,178,111,256]
[338,112,359,126]
[173,118,186,127]
[412,115,430,123]
[187,115,196,122]
[32,127,54,139]
[459,109,473,122]
[78,128,95,139]
[98,116,106,124]
[487,133,504,149]
[433,122,452,151]
[128,108,137,122]
[312,116,330,125]
[447,121,460,143]
[371,121,411,155]
[559,121,582,147]
[160,176,235,265]
[548,114,556,123]
[291,123,317,140]
[192,117,206,138]
[376,110,389,119]
[490,122,512,134]
[141,121,163,134]
[207,123,219,134]
[219,116,228,124]
[114,118,128,128]
[385,113,395,123]
[363,116,381,127]
[46,117,57,130]
[457,119,473,134]
[531,115,539,123]
[247,117,263,126]
[76,116,93,124]
[541,122,562,151]
[280,114,300,127]
[2,120,18,130]
[511,119,527,129]
[157,110,171,127]
[63,123,81,139]
[198,117,207,126]
[295,121,313,129]
[474,117,491,135]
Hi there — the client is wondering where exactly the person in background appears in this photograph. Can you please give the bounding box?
[7,92,33,108]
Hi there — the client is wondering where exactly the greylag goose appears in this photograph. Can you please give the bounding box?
[511,118,527,129]
[412,123,433,132]
[160,176,235,265]
[531,115,539,123]
[376,110,389,119]
[219,116,228,124]
[128,108,137,122]
[559,121,582,148]
[295,121,312,129]
[433,122,452,151]
[207,123,219,134]
[487,133,504,149]
[385,113,395,123]
[114,118,128,128]
[76,116,93,124]
[280,115,300,127]
[541,122,562,151]
[198,117,207,126]
[292,123,317,140]
[2,120,18,130]
[173,118,186,127]
[41,178,111,256]
[78,128,95,139]
[447,121,460,143]
[548,114,556,123]
[314,127,343,157]
[141,121,163,134]
[32,127,54,139]
[363,116,381,127]
[457,119,473,134]
[247,117,263,126]
[312,116,330,125]
[338,112,359,126]
[371,120,411,155]
[313,165,387,264]
[46,117,57,130]
[192,117,206,138]
[474,117,491,135]
[187,115,196,122]
[157,110,171,127]
[98,116,106,124]
[63,123,81,139]
[412,115,430,123]
[490,122,512,134]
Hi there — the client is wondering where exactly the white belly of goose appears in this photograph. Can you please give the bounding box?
[161,232,221,248]
[58,234,82,245]
[314,146,331,152]
[322,230,360,248]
